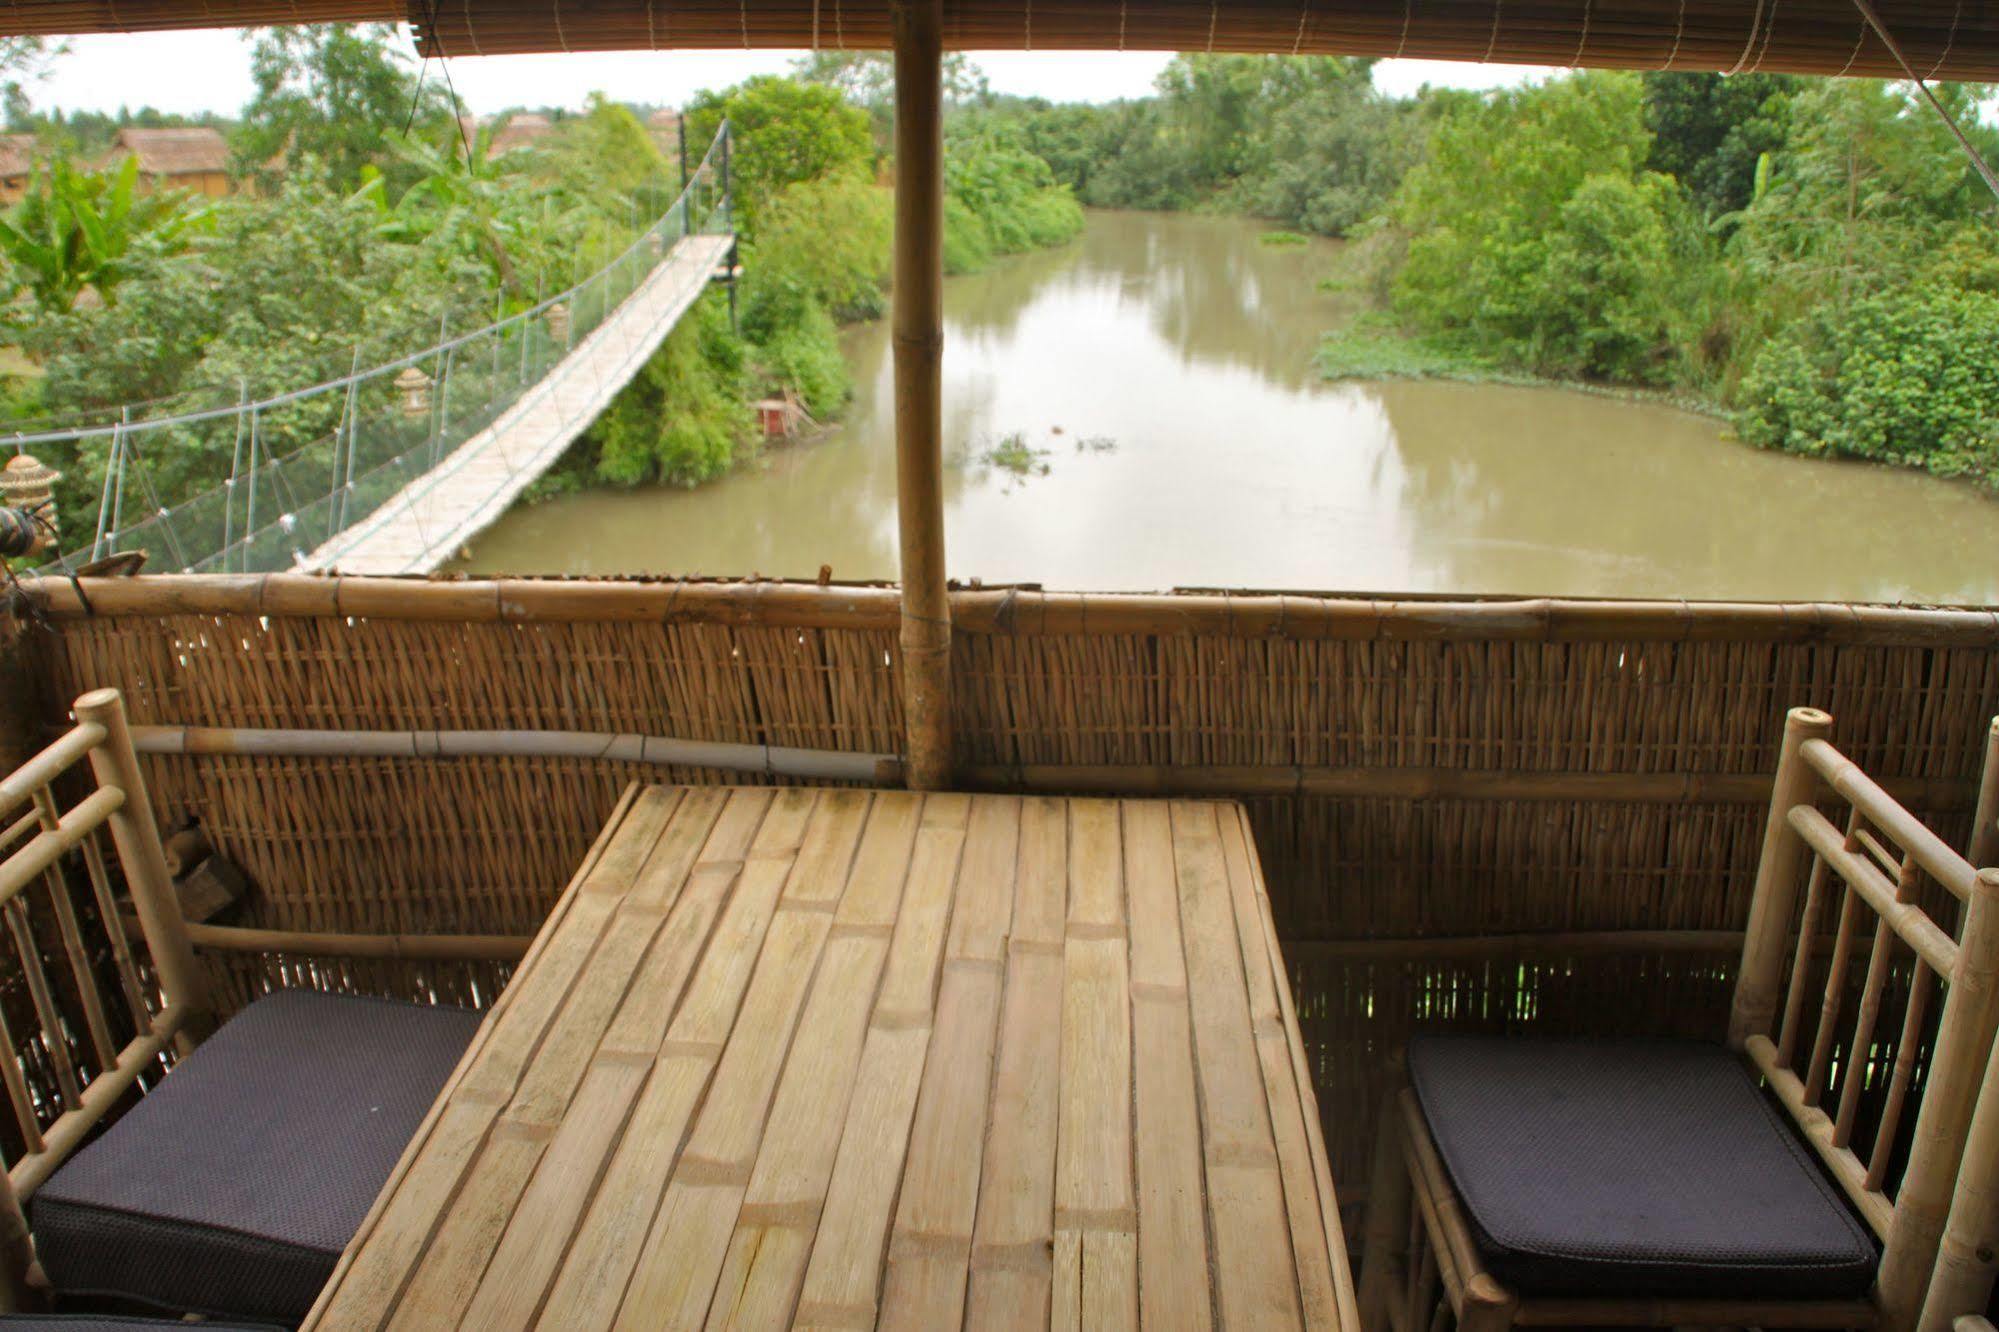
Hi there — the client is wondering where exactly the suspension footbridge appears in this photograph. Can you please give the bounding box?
[14,123,735,578]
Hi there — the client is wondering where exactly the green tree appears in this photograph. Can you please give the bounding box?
[1391,72,1706,382]
[236,25,452,190]
[1641,72,1797,216]
[374,125,534,297]
[587,291,748,487]
[684,76,871,235]
[1736,285,1999,479]
[1731,78,1997,317]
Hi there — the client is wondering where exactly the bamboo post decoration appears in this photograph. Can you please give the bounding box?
[72,689,211,1052]
[891,0,952,792]
[1881,867,1999,1330]
[1729,706,1834,1050]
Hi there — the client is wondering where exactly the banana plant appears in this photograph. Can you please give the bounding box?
[0,153,210,313]
[377,126,531,298]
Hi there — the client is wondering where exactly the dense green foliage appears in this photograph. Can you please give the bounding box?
[0,29,1088,524]
[955,55,1420,237]
[0,154,210,312]
[1736,287,1999,475]
[963,54,1996,485]
[1332,67,1997,481]
[237,25,454,190]
[588,291,748,487]
[574,70,1080,491]
[683,77,873,233]
[1390,73,1710,384]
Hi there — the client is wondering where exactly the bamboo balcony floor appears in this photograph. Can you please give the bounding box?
[304,784,1356,1330]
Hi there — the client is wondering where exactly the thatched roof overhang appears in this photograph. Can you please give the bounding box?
[0,0,1992,79]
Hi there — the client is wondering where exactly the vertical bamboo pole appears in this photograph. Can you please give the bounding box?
[1968,718,1999,870]
[72,690,210,1054]
[1917,1003,1999,1332]
[1729,706,1834,1049]
[892,0,952,791]
[1882,867,1999,1331]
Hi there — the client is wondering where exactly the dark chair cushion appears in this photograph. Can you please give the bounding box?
[1407,1034,1878,1301]
[33,990,481,1324]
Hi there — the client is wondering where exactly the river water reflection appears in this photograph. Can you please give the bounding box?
[456,210,1999,603]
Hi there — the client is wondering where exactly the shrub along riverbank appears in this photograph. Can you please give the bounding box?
[967,58,1999,489]
[554,69,1083,492]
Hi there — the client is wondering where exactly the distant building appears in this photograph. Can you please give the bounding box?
[100,127,233,196]
[487,113,553,156]
[0,135,35,203]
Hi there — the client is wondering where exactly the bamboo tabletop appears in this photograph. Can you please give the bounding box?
[304,784,1357,1330]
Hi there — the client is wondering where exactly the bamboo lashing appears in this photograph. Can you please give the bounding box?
[892,0,951,791]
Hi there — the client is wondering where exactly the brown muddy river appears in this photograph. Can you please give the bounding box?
[455,211,1999,602]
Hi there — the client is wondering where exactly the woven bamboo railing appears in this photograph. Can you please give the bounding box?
[13,574,1999,1187]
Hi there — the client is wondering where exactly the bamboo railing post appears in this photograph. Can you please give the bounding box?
[71,689,210,1053]
[891,0,952,792]
[1729,706,1834,1050]
[1920,1014,1999,1331]
[1969,719,1999,870]
[1882,868,1999,1331]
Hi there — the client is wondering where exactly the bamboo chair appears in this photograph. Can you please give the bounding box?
[0,689,479,1324]
[1356,707,1999,1332]
[0,688,211,1311]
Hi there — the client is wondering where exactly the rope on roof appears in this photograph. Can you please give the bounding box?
[1849,0,1999,203]
[1661,0,1687,68]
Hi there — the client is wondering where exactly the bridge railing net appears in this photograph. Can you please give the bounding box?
[27,124,731,575]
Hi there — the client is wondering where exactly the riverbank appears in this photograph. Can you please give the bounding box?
[1316,319,1732,422]
[455,212,1999,603]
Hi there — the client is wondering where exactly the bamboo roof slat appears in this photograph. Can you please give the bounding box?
[0,0,1987,79]
[304,785,1356,1328]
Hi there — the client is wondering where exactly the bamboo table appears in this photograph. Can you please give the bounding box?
[305,784,1357,1330]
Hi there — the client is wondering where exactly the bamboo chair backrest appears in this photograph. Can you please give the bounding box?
[0,688,207,1203]
[1728,707,1999,1331]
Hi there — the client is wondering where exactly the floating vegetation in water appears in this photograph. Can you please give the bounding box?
[1075,435,1117,453]
[980,432,1052,479]
[1259,230,1310,247]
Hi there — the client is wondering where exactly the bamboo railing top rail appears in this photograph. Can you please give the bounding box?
[0,0,1992,81]
[17,574,1999,646]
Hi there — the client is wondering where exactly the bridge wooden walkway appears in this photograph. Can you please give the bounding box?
[304,233,734,575]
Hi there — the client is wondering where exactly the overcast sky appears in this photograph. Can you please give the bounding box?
[32,29,1555,118]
